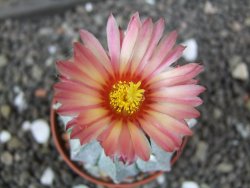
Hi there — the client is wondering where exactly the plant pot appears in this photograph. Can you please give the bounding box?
[50,99,188,188]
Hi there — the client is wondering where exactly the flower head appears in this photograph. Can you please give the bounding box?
[54,12,205,164]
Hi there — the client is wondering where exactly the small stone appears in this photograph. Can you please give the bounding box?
[235,123,250,139]
[0,54,7,67]
[45,57,54,67]
[231,21,242,32]
[232,63,249,81]
[14,153,21,162]
[204,1,218,14]
[30,119,50,144]
[1,152,13,166]
[48,45,57,55]
[229,55,241,69]
[182,181,200,188]
[40,167,55,186]
[187,118,197,128]
[200,183,211,188]
[213,108,222,119]
[217,163,233,173]
[0,105,11,118]
[25,54,34,65]
[246,99,250,111]
[0,130,11,143]
[156,174,165,184]
[13,86,21,93]
[22,121,31,131]
[32,65,43,80]
[14,91,27,112]
[7,137,22,149]
[220,30,229,38]
[94,15,105,26]
[182,39,198,61]
[61,23,75,37]
[34,88,47,98]
[145,0,155,5]
[53,103,61,110]
[85,2,93,12]
[38,27,53,36]
[244,17,250,26]
[96,185,105,188]
[195,141,208,162]
[76,5,85,14]
[0,82,3,91]
[73,185,89,188]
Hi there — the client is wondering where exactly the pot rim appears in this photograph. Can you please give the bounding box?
[50,99,188,188]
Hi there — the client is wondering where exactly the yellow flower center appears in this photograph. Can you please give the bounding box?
[109,81,145,115]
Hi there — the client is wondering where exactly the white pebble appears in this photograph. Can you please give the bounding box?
[182,181,200,188]
[232,63,249,81]
[187,118,198,128]
[235,123,250,139]
[52,102,61,110]
[204,1,218,14]
[14,92,27,112]
[38,27,53,36]
[22,121,31,131]
[31,119,50,144]
[0,130,11,143]
[48,45,57,55]
[40,167,55,186]
[182,38,198,61]
[85,2,93,12]
[73,185,89,188]
[13,86,21,93]
[156,174,165,184]
[145,0,155,5]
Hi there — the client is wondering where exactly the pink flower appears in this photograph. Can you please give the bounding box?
[54,12,205,164]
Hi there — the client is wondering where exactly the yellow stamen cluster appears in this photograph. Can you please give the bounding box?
[109,81,145,115]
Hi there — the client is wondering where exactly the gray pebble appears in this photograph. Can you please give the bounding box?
[0,54,8,67]
[1,151,13,166]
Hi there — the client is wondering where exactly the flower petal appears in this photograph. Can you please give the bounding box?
[57,104,103,116]
[119,123,136,163]
[119,13,140,74]
[147,63,204,88]
[76,108,109,126]
[146,111,193,135]
[151,45,186,77]
[101,120,123,157]
[139,118,176,152]
[127,121,151,161]
[74,42,109,80]
[79,29,113,75]
[54,80,100,97]
[56,61,101,89]
[71,117,110,145]
[150,85,206,98]
[150,102,200,119]
[142,31,178,78]
[137,18,165,72]
[130,18,154,74]
[107,14,120,71]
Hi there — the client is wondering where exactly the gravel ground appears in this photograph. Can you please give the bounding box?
[0,0,250,188]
